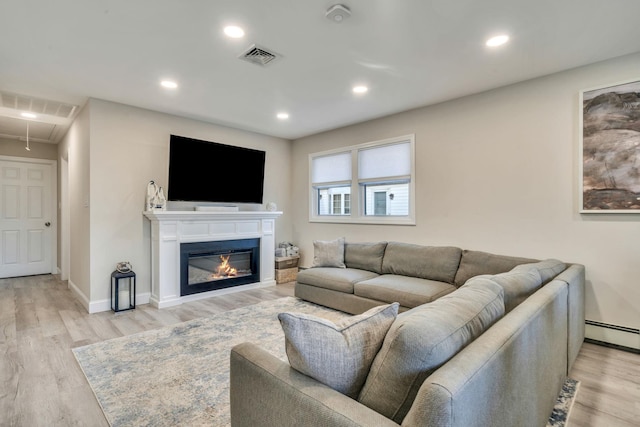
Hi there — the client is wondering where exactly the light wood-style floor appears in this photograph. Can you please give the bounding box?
[1,274,638,426]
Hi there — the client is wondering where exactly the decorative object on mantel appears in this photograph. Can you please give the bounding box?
[111,266,136,312]
[145,181,157,211]
[155,186,167,210]
[145,180,167,212]
[266,201,277,212]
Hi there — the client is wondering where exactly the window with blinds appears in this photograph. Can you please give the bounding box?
[309,135,415,225]
[358,141,411,216]
[311,151,352,216]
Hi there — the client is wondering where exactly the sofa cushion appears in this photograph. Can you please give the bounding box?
[344,242,388,274]
[468,269,541,313]
[296,267,379,293]
[511,258,567,284]
[278,302,400,399]
[311,237,346,268]
[357,280,505,423]
[453,249,538,287]
[354,275,456,308]
[381,242,462,284]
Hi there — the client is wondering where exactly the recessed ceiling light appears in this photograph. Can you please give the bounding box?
[277,112,289,120]
[224,26,245,38]
[353,85,368,94]
[21,112,37,119]
[486,34,509,47]
[160,80,178,89]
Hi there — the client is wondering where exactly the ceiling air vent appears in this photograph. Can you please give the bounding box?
[239,44,281,67]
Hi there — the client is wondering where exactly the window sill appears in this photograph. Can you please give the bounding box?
[308,216,416,226]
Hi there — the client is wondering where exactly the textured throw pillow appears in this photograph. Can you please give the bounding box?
[357,280,505,423]
[278,302,399,398]
[311,237,346,268]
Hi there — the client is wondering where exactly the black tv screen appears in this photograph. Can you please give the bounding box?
[167,135,266,204]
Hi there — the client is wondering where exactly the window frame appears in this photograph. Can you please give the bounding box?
[308,134,416,225]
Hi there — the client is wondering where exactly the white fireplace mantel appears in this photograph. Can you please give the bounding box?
[144,210,282,308]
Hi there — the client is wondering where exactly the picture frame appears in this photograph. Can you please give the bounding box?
[579,78,640,213]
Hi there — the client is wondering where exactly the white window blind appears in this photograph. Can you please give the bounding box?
[358,141,411,180]
[311,152,351,184]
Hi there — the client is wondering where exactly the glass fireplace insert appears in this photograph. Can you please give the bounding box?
[179,238,260,296]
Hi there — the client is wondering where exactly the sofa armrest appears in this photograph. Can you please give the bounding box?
[230,342,398,427]
[402,281,569,427]
[554,263,586,371]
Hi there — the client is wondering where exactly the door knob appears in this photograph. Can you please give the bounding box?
[45,222,51,227]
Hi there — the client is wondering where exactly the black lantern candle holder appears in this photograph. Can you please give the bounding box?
[111,270,136,312]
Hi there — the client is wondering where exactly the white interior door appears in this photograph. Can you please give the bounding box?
[0,157,55,278]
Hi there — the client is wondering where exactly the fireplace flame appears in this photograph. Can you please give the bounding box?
[213,255,237,278]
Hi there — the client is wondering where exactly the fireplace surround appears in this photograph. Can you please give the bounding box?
[144,210,282,308]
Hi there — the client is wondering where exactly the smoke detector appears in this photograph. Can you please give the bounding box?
[326,4,351,23]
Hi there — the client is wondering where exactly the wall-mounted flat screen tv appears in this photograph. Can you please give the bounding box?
[167,135,266,204]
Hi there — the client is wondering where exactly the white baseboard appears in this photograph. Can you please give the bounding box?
[68,279,90,312]
[585,320,640,352]
[88,292,152,313]
[150,280,275,309]
[67,280,151,314]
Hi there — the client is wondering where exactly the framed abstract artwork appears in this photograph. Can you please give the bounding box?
[579,78,640,213]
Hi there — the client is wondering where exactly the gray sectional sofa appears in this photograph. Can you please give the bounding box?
[230,241,585,427]
[295,241,545,314]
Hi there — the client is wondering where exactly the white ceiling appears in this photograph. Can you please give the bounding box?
[2,0,640,143]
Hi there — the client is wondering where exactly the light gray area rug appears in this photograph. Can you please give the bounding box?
[73,296,579,427]
[73,297,349,426]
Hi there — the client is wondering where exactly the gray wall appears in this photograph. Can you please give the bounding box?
[58,103,91,303]
[0,138,58,160]
[71,99,293,309]
[291,52,640,333]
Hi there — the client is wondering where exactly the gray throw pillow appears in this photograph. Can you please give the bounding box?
[278,302,399,398]
[311,237,346,268]
[357,280,505,423]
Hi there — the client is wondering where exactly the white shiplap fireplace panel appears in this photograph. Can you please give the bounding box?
[143,211,282,308]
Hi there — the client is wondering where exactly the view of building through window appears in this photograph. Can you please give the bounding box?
[318,187,350,215]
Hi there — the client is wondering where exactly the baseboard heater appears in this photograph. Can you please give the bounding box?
[584,320,640,354]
